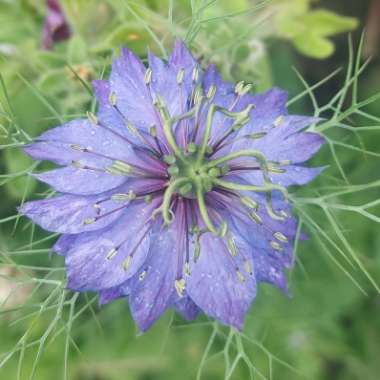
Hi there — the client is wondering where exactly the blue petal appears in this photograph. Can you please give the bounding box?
[20,179,161,233]
[109,48,160,135]
[33,166,127,195]
[129,202,188,331]
[25,119,136,164]
[98,281,131,305]
[175,297,200,321]
[93,80,141,145]
[234,165,326,187]
[187,232,257,330]
[65,200,157,291]
[20,192,126,234]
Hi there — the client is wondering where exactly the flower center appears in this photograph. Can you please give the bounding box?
[155,97,288,236]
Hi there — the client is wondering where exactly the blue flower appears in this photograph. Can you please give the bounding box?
[20,40,324,331]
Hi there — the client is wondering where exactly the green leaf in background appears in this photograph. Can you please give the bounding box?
[67,35,88,64]
[4,148,37,200]
[274,0,358,59]
[293,30,335,59]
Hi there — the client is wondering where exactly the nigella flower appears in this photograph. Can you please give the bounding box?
[41,0,71,50]
[20,40,324,331]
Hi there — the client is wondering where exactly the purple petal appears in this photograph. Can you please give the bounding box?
[33,166,127,195]
[65,200,158,291]
[187,231,257,330]
[19,179,162,233]
[234,165,326,187]
[129,201,187,331]
[25,119,136,165]
[19,193,125,234]
[109,48,160,135]
[175,297,200,321]
[98,281,132,305]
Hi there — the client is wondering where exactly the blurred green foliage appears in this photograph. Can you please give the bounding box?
[1,1,379,380]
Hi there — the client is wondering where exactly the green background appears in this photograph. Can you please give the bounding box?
[0,1,379,379]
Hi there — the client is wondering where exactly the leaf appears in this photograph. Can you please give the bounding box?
[302,10,358,37]
[67,35,88,65]
[293,32,335,59]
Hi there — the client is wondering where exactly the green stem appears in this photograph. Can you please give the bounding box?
[162,178,189,224]
[212,178,288,198]
[196,103,218,165]
[195,179,219,235]
[162,117,186,162]
[205,149,269,175]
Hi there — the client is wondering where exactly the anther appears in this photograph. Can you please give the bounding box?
[240,196,258,211]
[128,190,136,200]
[106,160,133,175]
[236,270,246,283]
[71,160,84,169]
[193,86,204,104]
[206,84,216,100]
[144,195,153,204]
[176,68,185,85]
[144,68,152,84]
[86,111,98,125]
[278,160,291,166]
[250,211,262,224]
[274,115,284,127]
[184,262,191,276]
[70,144,85,151]
[192,66,199,82]
[268,163,286,174]
[149,125,157,138]
[123,256,132,271]
[270,241,283,251]
[235,81,244,95]
[243,260,253,275]
[109,91,117,106]
[111,193,130,202]
[139,270,146,281]
[248,132,267,140]
[227,237,237,257]
[83,218,95,225]
[127,123,138,135]
[174,278,186,297]
[106,248,117,260]
[274,232,288,243]
[193,240,201,262]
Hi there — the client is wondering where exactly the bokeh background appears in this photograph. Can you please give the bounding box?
[0,1,379,379]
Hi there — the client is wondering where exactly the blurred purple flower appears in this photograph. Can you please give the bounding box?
[20,40,324,331]
[42,0,71,50]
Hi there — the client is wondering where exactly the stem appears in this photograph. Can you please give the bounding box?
[205,149,269,174]
[196,103,218,165]
[212,178,288,198]
[162,117,186,161]
[162,178,189,224]
[195,179,219,235]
